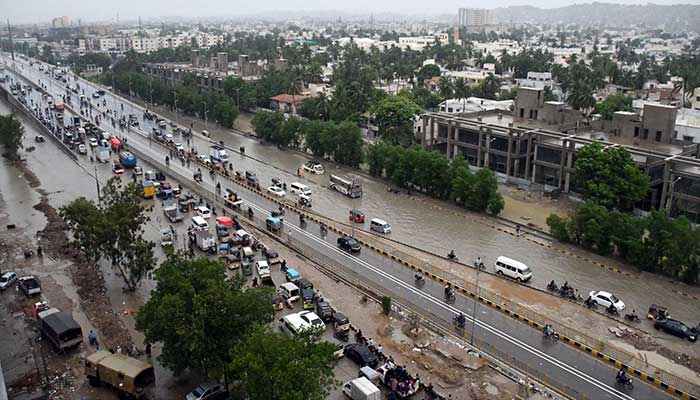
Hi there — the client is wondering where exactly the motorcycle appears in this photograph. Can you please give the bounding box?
[616,375,633,390]
[546,281,558,292]
[444,290,456,304]
[624,313,640,323]
[453,315,466,330]
[584,296,597,309]
[606,306,619,316]
[447,252,459,262]
[415,275,425,288]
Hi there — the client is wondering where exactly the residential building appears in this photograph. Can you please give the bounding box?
[270,94,306,114]
[438,97,513,114]
[693,87,700,111]
[458,8,495,31]
[51,16,71,29]
[518,72,553,90]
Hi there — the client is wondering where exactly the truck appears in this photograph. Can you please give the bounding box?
[163,199,184,223]
[342,377,380,400]
[192,230,216,253]
[85,350,155,399]
[96,146,110,163]
[119,151,137,168]
[209,145,229,163]
[18,276,41,297]
[37,307,83,351]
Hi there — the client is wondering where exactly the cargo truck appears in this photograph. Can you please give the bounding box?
[163,199,184,223]
[342,377,380,400]
[84,350,155,399]
[209,145,229,163]
[119,151,137,168]
[37,307,83,351]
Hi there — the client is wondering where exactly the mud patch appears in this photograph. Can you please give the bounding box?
[14,159,41,188]
[658,347,700,375]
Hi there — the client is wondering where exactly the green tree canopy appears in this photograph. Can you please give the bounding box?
[0,113,25,160]
[227,325,339,400]
[594,94,634,120]
[415,64,441,83]
[136,255,274,382]
[574,143,649,209]
[371,96,421,146]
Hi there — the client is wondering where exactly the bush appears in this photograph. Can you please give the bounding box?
[381,296,392,315]
[546,214,569,242]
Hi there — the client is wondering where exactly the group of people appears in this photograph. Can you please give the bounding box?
[354,329,385,360]
[382,359,420,398]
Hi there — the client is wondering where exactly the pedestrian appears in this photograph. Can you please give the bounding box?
[376,343,383,358]
[145,342,151,357]
[116,345,123,354]
[367,337,374,348]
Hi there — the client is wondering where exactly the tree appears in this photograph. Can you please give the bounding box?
[371,96,421,146]
[594,94,633,120]
[330,121,364,167]
[415,64,441,84]
[227,325,339,400]
[567,81,596,117]
[437,76,453,100]
[453,78,470,111]
[60,178,156,291]
[137,255,274,383]
[251,111,285,143]
[0,113,24,160]
[574,143,649,209]
[478,73,501,100]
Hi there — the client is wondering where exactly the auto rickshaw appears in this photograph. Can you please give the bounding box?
[266,216,282,233]
[349,209,365,223]
[142,181,155,199]
[285,268,300,283]
[272,293,284,311]
[647,304,670,320]
[333,312,350,332]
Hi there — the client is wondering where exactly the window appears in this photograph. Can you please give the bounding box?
[655,131,662,142]
[634,127,639,137]
[642,128,649,140]
[519,108,524,118]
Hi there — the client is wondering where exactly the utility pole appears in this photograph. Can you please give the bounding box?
[173,90,178,126]
[202,100,207,132]
[470,256,483,346]
[7,20,15,61]
[94,166,101,202]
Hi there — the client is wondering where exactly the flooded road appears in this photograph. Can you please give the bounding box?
[6,58,700,327]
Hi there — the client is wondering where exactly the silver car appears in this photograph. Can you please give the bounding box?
[0,272,18,290]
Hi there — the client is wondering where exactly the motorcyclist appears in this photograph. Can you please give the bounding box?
[544,324,554,337]
[616,368,630,384]
[607,303,617,315]
[444,285,453,299]
[414,273,424,284]
[455,313,466,328]
[247,207,254,218]
[447,250,456,260]
[548,280,557,290]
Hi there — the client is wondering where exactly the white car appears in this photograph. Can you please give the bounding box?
[78,144,87,154]
[588,290,625,312]
[255,260,271,282]
[89,138,98,147]
[196,154,211,167]
[174,142,184,152]
[302,161,325,175]
[133,166,143,175]
[165,133,174,143]
[0,272,18,290]
[196,205,211,219]
[298,311,326,331]
[267,186,286,197]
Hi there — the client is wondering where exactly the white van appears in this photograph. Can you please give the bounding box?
[370,218,391,234]
[196,205,211,219]
[191,216,209,231]
[279,282,300,302]
[494,256,532,282]
[289,182,311,196]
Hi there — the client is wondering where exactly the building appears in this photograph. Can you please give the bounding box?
[517,72,553,90]
[419,88,700,219]
[458,8,495,31]
[269,94,306,114]
[438,97,513,114]
[397,34,449,51]
[51,16,71,29]
[693,87,700,111]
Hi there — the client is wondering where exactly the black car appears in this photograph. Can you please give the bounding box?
[654,319,698,342]
[337,236,361,253]
[344,343,378,368]
[315,301,334,322]
[297,278,314,290]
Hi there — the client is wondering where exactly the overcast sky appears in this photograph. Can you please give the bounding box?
[6,0,700,24]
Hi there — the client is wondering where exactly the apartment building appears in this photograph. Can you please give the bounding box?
[693,88,700,111]
[458,8,495,31]
[419,87,700,220]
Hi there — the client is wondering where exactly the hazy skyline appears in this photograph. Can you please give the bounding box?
[5,0,700,24]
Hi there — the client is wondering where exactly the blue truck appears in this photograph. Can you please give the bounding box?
[118,151,137,168]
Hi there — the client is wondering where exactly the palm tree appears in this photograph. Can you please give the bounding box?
[498,49,511,73]
[480,73,501,100]
[285,68,303,114]
[567,81,596,120]
[438,76,454,100]
[315,93,331,121]
[453,78,469,112]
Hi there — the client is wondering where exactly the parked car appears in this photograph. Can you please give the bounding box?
[588,290,625,312]
[78,144,87,154]
[0,271,18,290]
[344,343,379,368]
[654,319,698,342]
[175,142,184,152]
[267,186,286,197]
[185,383,225,400]
[89,138,98,147]
[337,236,361,253]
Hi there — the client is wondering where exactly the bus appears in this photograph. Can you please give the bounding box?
[330,175,362,198]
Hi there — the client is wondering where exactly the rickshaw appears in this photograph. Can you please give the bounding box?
[285,268,300,283]
[647,304,670,320]
[272,293,284,311]
[218,242,231,255]
[298,193,312,208]
[349,209,365,223]
[266,216,282,233]
[333,312,350,331]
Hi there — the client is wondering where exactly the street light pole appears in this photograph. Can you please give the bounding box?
[173,90,178,126]
[469,256,482,346]
[666,176,682,212]
[202,100,207,132]
[94,166,101,203]
[351,177,358,238]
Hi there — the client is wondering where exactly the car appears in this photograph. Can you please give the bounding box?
[78,144,87,154]
[35,135,46,143]
[165,133,174,143]
[255,260,271,282]
[88,138,98,147]
[196,154,211,167]
[112,162,124,175]
[0,272,18,290]
[588,290,625,312]
[174,142,184,152]
[654,319,698,342]
[337,236,361,253]
[92,92,100,98]
[261,246,280,265]
[298,310,326,331]
[267,186,286,197]
[302,161,325,175]
[169,121,177,127]
[297,278,314,290]
[185,383,225,400]
[344,343,379,368]
[134,166,143,175]
[315,300,334,322]
[196,205,211,219]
